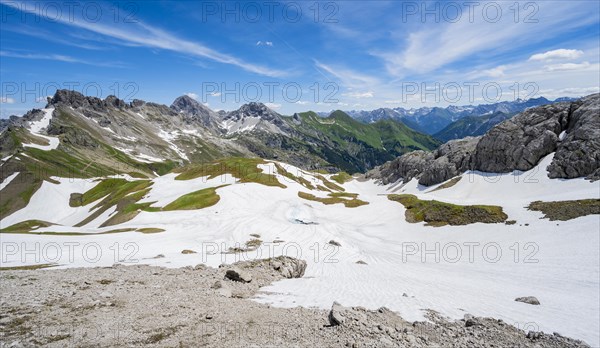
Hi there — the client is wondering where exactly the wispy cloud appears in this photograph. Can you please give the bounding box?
[544,62,592,72]
[1,0,286,77]
[256,41,274,47]
[376,2,599,76]
[530,49,584,61]
[265,102,281,109]
[3,25,106,50]
[0,96,15,104]
[314,61,379,88]
[0,51,126,68]
[342,91,374,98]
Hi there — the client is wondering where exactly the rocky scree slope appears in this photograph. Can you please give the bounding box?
[367,94,600,186]
[0,258,589,348]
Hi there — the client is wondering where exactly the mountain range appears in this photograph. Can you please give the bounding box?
[0,90,443,217]
[338,97,577,140]
[1,91,599,346]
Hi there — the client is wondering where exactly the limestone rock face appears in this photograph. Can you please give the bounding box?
[547,94,600,180]
[473,102,569,172]
[419,137,479,186]
[367,137,478,186]
[368,94,599,186]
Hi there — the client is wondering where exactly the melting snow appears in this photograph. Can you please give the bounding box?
[114,147,165,163]
[0,172,19,190]
[157,130,189,161]
[22,108,60,151]
[0,154,598,345]
[559,130,567,141]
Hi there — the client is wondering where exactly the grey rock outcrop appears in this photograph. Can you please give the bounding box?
[473,102,570,172]
[368,94,599,186]
[269,257,307,278]
[419,137,478,186]
[170,95,221,131]
[547,94,600,180]
[367,137,478,186]
[366,150,434,185]
[515,296,541,305]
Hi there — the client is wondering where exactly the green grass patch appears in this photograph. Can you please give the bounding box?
[0,227,140,236]
[330,171,352,184]
[162,185,227,211]
[136,227,165,234]
[316,175,345,192]
[0,220,53,233]
[0,263,60,271]
[329,192,359,198]
[527,199,600,221]
[428,176,462,192]
[388,194,507,226]
[273,163,316,189]
[298,191,368,208]
[72,179,153,227]
[312,168,330,174]
[175,157,285,188]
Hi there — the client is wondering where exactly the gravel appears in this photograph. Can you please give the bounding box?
[0,258,590,347]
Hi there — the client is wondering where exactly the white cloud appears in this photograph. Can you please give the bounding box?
[256,41,274,47]
[538,86,600,99]
[342,91,374,98]
[264,102,281,109]
[2,0,286,77]
[529,49,584,61]
[314,61,379,89]
[185,92,199,100]
[210,92,222,97]
[0,96,15,104]
[295,101,308,105]
[544,61,591,72]
[377,2,597,76]
[482,66,506,78]
[0,51,124,67]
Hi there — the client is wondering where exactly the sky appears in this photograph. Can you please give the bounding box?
[0,0,599,117]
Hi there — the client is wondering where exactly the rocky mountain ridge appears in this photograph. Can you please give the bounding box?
[367,94,600,186]
[0,89,440,178]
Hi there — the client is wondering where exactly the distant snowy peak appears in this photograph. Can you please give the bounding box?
[348,96,570,134]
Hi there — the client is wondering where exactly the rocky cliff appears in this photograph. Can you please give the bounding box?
[368,94,600,186]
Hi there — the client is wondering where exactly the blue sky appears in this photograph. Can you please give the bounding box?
[1,0,599,117]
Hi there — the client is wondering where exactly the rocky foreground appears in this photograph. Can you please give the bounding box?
[0,258,590,347]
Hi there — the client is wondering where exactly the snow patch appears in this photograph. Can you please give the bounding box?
[22,108,60,151]
[0,172,19,190]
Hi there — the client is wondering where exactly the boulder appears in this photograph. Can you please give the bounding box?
[329,302,347,326]
[515,296,540,305]
[270,257,307,278]
[224,268,252,283]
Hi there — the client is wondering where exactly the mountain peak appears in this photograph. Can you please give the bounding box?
[171,95,212,114]
[49,89,127,109]
[170,95,221,131]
